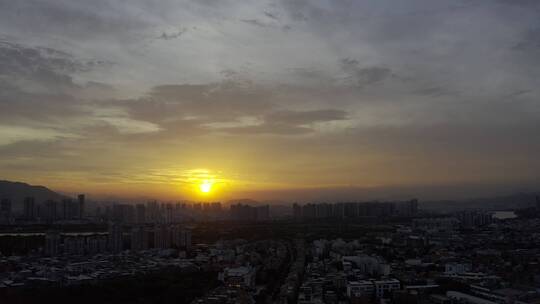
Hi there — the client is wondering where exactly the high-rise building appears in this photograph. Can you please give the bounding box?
[153,224,172,249]
[315,203,332,219]
[42,200,58,222]
[112,204,135,224]
[230,204,270,221]
[131,226,149,251]
[78,194,85,219]
[333,203,345,219]
[62,199,81,220]
[62,199,70,219]
[44,231,60,256]
[181,228,192,250]
[344,202,359,218]
[293,203,302,220]
[87,235,108,254]
[165,204,173,224]
[0,198,11,223]
[171,225,182,248]
[256,205,270,221]
[23,197,36,220]
[302,204,317,220]
[146,201,160,223]
[64,236,86,255]
[170,225,191,250]
[210,202,222,214]
[135,204,146,224]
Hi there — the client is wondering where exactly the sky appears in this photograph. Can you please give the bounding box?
[0,0,539,202]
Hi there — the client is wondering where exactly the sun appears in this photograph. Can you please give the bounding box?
[199,180,213,194]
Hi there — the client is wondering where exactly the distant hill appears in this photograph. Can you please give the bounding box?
[421,192,540,212]
[0,180,67,211]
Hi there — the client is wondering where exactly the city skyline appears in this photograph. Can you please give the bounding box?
[1,0,540,201]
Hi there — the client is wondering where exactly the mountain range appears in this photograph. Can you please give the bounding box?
[0,180,67,212]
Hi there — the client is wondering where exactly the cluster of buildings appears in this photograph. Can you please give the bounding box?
[413,210,495,231]
[42,224,192,256]
[190,205,540,304]
[229,204,270,221]
[0,195,274,225]
[0,250,197,289]
[277,239,307,304]
[95,201,271,223]
[285,215,540,304]
[97,201,220,224]
[0,224,191,258]
[2,193,540,304]
[0,195,85,224]
[293,239,402,303]
[0,198,12,224]
[292,200,419,221]
[192,239,290,304]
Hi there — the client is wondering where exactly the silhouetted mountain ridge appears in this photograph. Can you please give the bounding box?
[0,180,67,211]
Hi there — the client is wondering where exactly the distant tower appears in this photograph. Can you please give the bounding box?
[43,200,58,222]
[256,205,270,221]
[135,204,146,224]
[181,228,192,250]
[410,199,419,216]
[131,226,149,251]
[78,194,85,219]
[0,198,11,220]
[146,201,159,223]
[23,197,36,220]
[153,224,171,249]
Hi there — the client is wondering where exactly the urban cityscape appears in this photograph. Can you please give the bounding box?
[1,0,540,303]
[0,186,540,303]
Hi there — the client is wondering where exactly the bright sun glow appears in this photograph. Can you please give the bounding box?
[199,180,213,193]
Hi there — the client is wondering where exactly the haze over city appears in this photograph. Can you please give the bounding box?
[1,0,539,202]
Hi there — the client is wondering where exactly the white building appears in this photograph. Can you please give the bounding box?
[445,262,472,274]
[218,266,256,288]
[347,280,375,298]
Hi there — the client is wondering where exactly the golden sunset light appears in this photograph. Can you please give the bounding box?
[199,180,213,194]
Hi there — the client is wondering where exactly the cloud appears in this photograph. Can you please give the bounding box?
[0,125,73,146]
[512,28,540,53]
[0,1,152,41]
[211,109,348,135]
[157,28,188,40]
[241,19,269,28]
[266,109,347,125]
[340,58,393,87]
[0,40,83,90]
[139,82,274,122]
[264,11,279,20]
[0,40,113,96]
[88,106,162,134]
